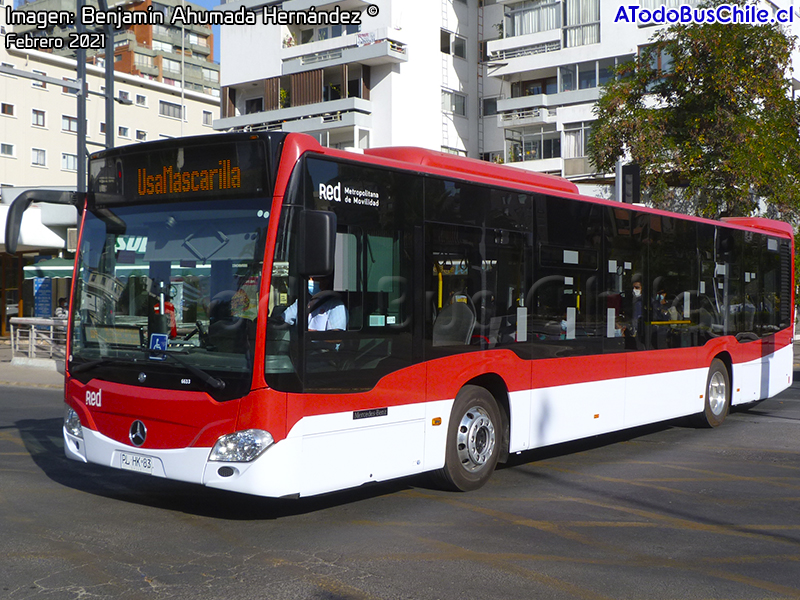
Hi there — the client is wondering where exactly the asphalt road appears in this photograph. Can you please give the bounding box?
[1,376,800,600]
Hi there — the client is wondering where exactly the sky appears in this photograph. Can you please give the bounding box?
[190,0,222,63]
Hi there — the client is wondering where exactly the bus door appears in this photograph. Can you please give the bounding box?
[265,157,424,494]
[604,207,648,355]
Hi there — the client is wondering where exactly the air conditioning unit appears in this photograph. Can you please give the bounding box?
[67,228,78,252]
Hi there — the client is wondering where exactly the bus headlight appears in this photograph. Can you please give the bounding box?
[209,430,274,462]
[64,406,83,438]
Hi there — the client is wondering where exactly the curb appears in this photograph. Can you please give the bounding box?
[0,381,63,390]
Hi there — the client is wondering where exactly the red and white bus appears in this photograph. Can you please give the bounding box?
[9,132,794,497]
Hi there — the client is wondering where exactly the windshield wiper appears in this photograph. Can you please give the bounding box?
[69,349,226,391]
[69,357,119,374]
[142,348,226,391]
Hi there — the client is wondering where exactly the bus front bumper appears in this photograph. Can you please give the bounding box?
[64,424,302,498]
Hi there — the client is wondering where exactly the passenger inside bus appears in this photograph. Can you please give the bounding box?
[625,277,645,350]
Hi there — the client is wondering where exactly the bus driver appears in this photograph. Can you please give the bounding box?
[282,275,348,331]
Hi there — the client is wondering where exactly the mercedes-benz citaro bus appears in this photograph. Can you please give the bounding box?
[7,132,793,498]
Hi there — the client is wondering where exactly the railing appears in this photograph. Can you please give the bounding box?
[488,40,561,61]
[9,318,67,361]
[499,108,557,124]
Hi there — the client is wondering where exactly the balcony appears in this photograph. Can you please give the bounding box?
[496,87,601,114]
[112,30,138,48]
[487,29,561,61]
[282,32,407,74]
[497,107,557,127]
[214,96,372,133]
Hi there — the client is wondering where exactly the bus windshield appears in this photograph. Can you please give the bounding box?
[70,198,268,397]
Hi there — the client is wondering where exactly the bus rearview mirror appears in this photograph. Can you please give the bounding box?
[4,190,79,254]
[296,210,336,277]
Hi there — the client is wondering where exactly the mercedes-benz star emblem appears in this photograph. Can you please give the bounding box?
[129,420,147,447]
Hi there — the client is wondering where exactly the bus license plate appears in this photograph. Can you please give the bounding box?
[119,452,155,475]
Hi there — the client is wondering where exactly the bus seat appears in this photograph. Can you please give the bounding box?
[433,302,476,346]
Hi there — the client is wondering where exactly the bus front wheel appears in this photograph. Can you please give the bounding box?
[436,385,501,492]
[701,359,730,428]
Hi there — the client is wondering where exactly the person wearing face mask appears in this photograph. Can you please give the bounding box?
[625,278,644,350]
[652,287,670,322]
[282,275,348,331]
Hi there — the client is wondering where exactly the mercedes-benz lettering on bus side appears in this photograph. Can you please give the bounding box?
[31,132,793,497]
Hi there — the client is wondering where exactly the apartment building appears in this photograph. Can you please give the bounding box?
[0,0,220,333]
[12,0,220,97]
[484,0,799,186]
[215,0,799,192]
[215,0,481,155]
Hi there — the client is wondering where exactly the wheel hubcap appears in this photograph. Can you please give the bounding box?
[708,371,727,416]
[456,406,496,472]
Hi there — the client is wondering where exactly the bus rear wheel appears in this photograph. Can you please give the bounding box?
[700,358,730,428]
[436,385,501,492]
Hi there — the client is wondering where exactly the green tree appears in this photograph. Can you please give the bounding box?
[589,1,800,219]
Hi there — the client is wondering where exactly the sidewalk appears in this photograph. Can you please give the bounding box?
[0,339,64,389]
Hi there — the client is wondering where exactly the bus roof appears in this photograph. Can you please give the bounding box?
[363,146,579,195]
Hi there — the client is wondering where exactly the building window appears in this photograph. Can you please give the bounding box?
[578,61,596,89]
[202,67,219,83]
[441,29,452,53]
[564,0,600,47]
[159,100,183,119]
[1,103,13,116]
[440,30,466,57]
[32,109,45,127]
[136,94,147,106]
[100,122,106,134]
[202,110,213,126]
[481,151,504,163]
[32,70,46,88]
[245,98,264,114]
[119,90,130,102]
[640,44,674,74]
[62,77,78,94]
[62,115,78,133]
[452,35,467,59]
[442,89,467,116]
[511,76,558,98]
[505,0,561,37]
[31,148,46,166]
[152,40,172,52]
[563,122,592,158]
[162,58,181,74]
[1,143,14,157]
[505,126,561,163]
[136,130,147,141]
[62,153,77,171]
[134,54,153,69]
[118,126,130,138]
[598,57,616,86]
[482,97,498,117]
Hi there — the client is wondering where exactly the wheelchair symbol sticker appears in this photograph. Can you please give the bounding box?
[149,333,168,359]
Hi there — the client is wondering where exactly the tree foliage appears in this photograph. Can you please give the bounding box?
[589,1,800,219]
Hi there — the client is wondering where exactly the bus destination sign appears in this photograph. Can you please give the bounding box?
[90,139,268,202]
[137,160,241,196]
